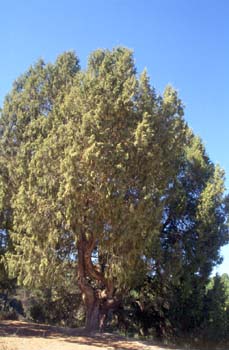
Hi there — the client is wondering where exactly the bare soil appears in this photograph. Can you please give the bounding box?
[0,320,179,350]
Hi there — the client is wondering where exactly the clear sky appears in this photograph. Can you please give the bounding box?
[0,0,228,274]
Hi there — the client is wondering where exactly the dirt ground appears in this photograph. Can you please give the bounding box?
[0,320,178,350]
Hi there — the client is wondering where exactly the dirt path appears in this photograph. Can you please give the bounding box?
[0,321,178,350]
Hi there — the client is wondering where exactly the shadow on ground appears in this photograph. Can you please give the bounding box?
[0,321,178,350]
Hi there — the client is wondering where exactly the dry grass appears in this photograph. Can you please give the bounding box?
[0,344,17,350]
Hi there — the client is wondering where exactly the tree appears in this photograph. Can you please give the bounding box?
[156,132,229,333]
[0,47,228,331]
[202,274,229,341]
[0,51,79,295]
[120,128,229,338]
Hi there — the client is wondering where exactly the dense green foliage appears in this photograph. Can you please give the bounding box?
[0,48,228,336]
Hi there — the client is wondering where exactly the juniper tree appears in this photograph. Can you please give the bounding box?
[0,48,227,331]
[153,132,229,334]
[120,132,229,337]
[0,51,80,293]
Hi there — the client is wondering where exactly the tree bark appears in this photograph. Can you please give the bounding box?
[85,299,100,331]
[77,233,119,332]
[84,298,112,332]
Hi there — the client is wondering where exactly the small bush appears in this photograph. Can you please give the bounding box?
[0,309,18,321]
[0,294,24,321]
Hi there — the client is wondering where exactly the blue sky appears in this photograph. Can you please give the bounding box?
[0,0,228,274]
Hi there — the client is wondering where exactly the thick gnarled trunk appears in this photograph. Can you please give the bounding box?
[85,300,100,331]
[85,299,109,331]
[77,233,117,332]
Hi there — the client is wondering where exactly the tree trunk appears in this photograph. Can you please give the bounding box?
[85,298,109,332]
[77,233,118,332]
[85,300,100,331]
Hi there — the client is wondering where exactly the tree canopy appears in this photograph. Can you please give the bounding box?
[0,48,228,331]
